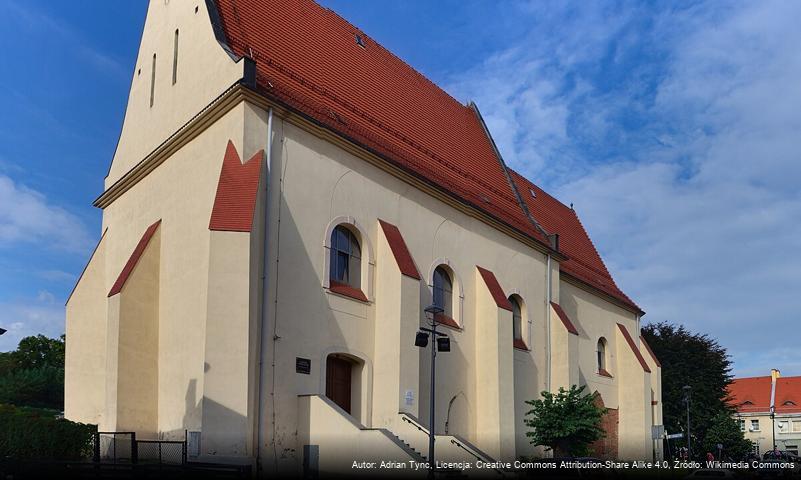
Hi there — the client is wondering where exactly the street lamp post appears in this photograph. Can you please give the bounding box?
[417,304,449,477]
[428,317,437,473]
[683,385,692,459]
[771,411,776,453]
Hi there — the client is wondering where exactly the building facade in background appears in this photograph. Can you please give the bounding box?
[728,371,801,457]
[64,0,662,474]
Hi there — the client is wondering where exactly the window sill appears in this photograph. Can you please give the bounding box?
[434,313,461,331]
[597,368,613,378]
[328,280,369,303]
[513,338,529,351]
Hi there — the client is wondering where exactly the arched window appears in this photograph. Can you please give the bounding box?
[432,266,453,318]
[509,295,523,340]
[329,225,361,288]
[597,338,608,374]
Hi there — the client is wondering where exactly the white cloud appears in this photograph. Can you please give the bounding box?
[38,269,77,284]
[36,290,56,304]
[0,174,92,252]
[0,298,64,352]
[448,0,801,376]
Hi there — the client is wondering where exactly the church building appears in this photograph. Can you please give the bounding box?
[64,0,663,474]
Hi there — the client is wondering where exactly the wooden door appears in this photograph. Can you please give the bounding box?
[326,356,352,414]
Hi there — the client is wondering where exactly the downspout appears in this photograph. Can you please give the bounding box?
[256,107,274,471]
[546,254,552,393]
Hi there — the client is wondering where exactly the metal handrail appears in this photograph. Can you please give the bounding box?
[400,413,503,475]
[448,438,505,475]
[401,414,429,434]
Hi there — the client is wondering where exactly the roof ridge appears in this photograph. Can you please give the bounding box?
[471,104,554,246]
[509,169,573,212]
[567,206,615,278]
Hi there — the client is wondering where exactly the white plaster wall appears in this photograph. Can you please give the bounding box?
[559,280,642,409]
[100,102,257,439]
[261,116,554,468]
[106,0,244,186]
[64,234,108,425]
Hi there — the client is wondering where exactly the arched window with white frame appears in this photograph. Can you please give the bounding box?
[330,225,361,288]
[432,265,453,318]
[427,261,462,329]
[510,295,523,339]
[597,337,609,376]
[323,217,374,302]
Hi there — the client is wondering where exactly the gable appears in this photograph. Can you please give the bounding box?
[106,0,245,188]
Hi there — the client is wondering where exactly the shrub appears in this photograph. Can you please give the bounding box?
[701,411,753,460]
[524,385,607,457]
[0,404,96,460]
[0,366,64,410]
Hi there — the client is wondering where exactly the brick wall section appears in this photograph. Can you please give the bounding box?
[591,393,619,459]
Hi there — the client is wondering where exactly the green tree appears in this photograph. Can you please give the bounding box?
[641,322,734,456]
[701,412,752,460]
[524,385,607,457]
[0,365,64,409]
[0,334,65,410]
[0,351,15,377]
[14,334,65,370]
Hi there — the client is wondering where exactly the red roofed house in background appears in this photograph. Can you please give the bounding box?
[728,370,801,456]
[64,0,662,474]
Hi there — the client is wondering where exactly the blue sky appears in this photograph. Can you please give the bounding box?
[1,0,799,378]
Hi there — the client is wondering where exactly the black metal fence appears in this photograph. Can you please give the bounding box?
[93,431,136,463]
[136,439,187,465]
[3,431,251,479]
[92,431,186,465]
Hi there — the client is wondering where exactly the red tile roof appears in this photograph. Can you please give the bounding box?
[728,376,801,414]
[476,266,513,311]
[108,220,161,297]
[213,0,546,244]
[550,302,579,336]
[511,171,642,313]
[209,140,263,232]
[617,323,651,373]
[212,0,639,314]
[378,219,420,280]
